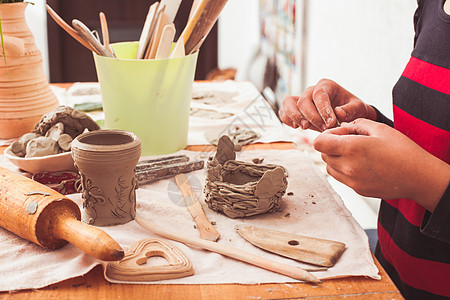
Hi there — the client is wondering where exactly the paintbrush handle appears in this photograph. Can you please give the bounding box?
[46,4,95,53]
[135,215,321,283]
[175,174,221,242]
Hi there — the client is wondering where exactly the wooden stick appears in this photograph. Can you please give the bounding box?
[72,19,114,57]
[46,4,95,53]
[180,0,228,54]
[135,214,321,283]
[175,174,221,242]
[145,11,169,59]
[136,2,160,59]
[160,0,183,23]
[169,35,185,58]
[99,12,112,55]
[155,24,176,59]
[188,0,202,22]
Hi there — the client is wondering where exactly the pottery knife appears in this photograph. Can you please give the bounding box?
[235,225,346,267]
[175,174,221,242]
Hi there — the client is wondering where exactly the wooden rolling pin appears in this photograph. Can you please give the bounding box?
[0,167,124,261]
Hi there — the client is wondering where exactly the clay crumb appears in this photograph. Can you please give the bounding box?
[284,212,290,217]
[287,192,294,196]
[211,221,217,225]
[26,201,38,215]
[193,225,197,229]
[312,201,317,204]
[252,158,264,164]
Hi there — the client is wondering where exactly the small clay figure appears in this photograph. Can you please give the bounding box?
[204,135,287,218]
[33,105,100,139]
[25,136,60,158]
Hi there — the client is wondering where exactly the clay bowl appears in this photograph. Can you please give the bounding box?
[4,145,76,174]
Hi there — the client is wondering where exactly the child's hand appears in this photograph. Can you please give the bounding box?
[279,79,376,132]
[313,119,450,211]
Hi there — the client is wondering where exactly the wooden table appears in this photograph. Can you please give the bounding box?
[0,142,402,299]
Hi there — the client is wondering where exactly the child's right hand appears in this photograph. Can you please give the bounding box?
[278,79,377,132]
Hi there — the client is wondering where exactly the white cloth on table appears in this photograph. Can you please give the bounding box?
[0,149,379,291]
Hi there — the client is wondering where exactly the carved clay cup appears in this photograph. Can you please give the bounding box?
[71,130,141,226]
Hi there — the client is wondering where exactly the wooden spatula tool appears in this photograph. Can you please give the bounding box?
[174,174,221,242]
[236,225,346,267]
[0,167,124,261]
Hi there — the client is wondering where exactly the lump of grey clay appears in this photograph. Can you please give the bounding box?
[204,135,288,218]
[57,133,73,151]
[25,137,60,158]
[10,132,41,157]
[45,122,64,141]
[33,105,100,139]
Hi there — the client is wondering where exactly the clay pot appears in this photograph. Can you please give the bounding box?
[71,130,141,226]
[0,2,59,139]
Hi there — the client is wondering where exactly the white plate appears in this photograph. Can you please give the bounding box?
[4,145,75,174]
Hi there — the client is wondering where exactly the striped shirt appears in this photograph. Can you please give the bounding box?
[375,0,450,299]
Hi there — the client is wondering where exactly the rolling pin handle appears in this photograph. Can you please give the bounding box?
[52,207,124,261]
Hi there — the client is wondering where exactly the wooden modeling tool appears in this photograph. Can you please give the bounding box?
[99,12,113,55]
[72,19,114,58]
[145,10,169,59]
[135,214,321,283]
[136,155,204,185]
[160,0,183,23]
[46,4,95,53]
[136,2,160,59]
[174,174,221,242]
[236,225,346,267]
[0,167,124,261]
[169,35,185,58]
[188,0,202,22]
[155,24,176,59]
[180,0,228,55]
[105,239,194,282]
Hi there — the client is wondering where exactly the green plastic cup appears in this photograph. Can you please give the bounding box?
[93,42,198,156]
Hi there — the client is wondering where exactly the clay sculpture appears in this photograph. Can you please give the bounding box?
[204,135,287,218]
[71,130,141,227]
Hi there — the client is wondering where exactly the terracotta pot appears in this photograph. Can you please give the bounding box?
[0,2,59,139]
[71,130,141,226]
